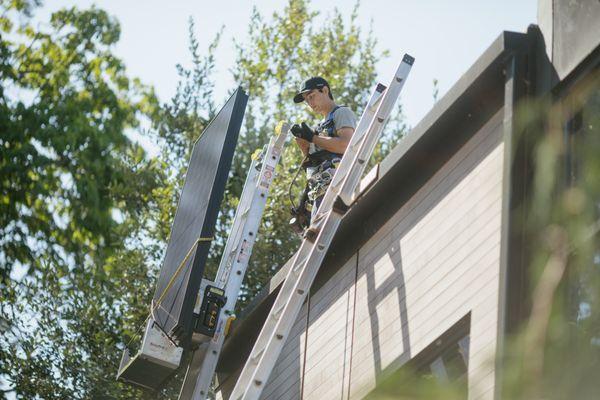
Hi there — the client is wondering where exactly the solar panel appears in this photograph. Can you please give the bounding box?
[151,88,248,345]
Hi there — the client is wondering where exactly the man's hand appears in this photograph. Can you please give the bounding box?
[291,122,315,142]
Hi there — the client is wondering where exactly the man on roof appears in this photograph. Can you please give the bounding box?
[289,77,357,233]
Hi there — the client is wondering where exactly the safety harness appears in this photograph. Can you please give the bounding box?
[290,106,345,234]
[301,105,344,170]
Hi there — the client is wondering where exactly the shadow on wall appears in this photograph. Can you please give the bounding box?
[349,105,504,398]
[365,250,411,384]
[218,81,505,400]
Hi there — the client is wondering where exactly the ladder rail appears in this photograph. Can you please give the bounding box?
[178,156,260,399]
[228,82,384,397]
[178,124,289,400]
[336,55,414,206]
[306,82,386,232]
[215,156,262,288]
[230,55,414,400]
[217,156,262,285]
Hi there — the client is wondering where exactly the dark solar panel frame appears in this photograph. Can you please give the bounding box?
[152,88,248,345]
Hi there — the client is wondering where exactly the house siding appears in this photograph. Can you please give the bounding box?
[251,107,505,400]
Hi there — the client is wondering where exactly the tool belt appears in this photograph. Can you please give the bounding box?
[306,156,341,203]
[301,149,343,170]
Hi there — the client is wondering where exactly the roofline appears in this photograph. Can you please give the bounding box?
[216,30,529,374]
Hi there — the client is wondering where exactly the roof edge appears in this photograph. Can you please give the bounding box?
[216,30,529,374]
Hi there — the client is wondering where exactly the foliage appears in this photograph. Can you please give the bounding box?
[146,17,222,253]
[0,0,409,397]
[5,0,596,399]
[218,0,406,307]
[0,1,163,398]
[499,69,600,400]
[140,17,225,398]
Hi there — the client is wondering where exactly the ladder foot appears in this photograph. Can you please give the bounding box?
[332,196,350,215]
[304,228,318,242]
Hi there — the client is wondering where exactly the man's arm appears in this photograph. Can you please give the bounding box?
[312,126,354,154]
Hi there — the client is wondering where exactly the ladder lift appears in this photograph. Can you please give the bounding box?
[117,122,289,393]
[178,122,290,399]
[229,54,414,400]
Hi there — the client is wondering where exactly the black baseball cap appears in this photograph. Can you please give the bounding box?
[293,77,330,103]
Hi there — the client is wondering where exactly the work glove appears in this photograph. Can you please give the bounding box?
[290,122,315,142]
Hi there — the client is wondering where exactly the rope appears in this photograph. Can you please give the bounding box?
[151,236,214,315]
[124,236,213,349]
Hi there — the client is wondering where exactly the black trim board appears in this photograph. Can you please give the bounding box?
[364,313,471,399]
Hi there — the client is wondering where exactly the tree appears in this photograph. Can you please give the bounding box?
[499,70,600,400]
[0,2,163,398]
[213,0,407,308]
[0,0,409,397]
[136,17,224,397]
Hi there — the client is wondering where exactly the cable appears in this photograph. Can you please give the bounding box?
[289,155,308,209]
[152,236,214,315]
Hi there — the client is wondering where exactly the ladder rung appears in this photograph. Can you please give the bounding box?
[272,304,284,320]
[352,128,368,141]
[304,228,318,243]
[250,349,264,364]
[350,140,362,151]
[312,211,327,224]
[292,256,308,273]
[306,214,326,240]
[368,84,386,110]
[329,177,343,192]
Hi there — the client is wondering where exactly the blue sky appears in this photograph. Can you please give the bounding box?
[38,0,537,129]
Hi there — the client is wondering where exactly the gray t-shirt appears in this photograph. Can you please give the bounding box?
[308,106,357,155]
[329,106,357,131]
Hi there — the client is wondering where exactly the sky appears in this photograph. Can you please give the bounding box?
[37,0,538,132]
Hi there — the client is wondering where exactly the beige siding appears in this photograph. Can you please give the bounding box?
[303,255,357,400]
[348,109,504,400]
[227,108,505,400]
[259,301,308,400]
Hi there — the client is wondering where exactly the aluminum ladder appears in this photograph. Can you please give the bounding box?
[178,122,290,399]
[230,54,414,400]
